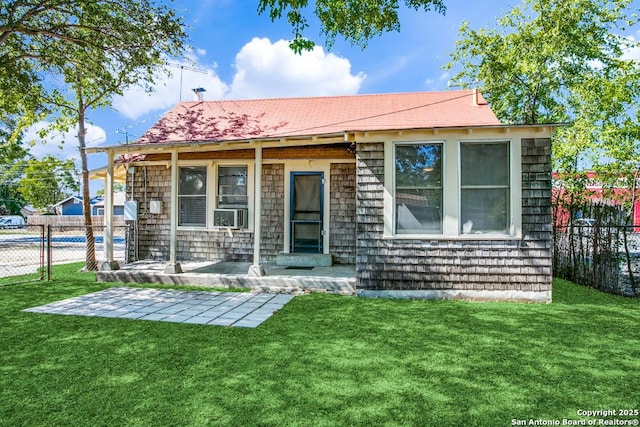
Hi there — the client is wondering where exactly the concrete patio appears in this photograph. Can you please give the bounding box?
[24,287,294,328]
[96,261,357,295]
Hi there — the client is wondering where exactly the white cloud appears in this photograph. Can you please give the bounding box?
[227,38,365,99]
[22,122,107,163]
[622,32,640,61]
[112,38,365,119]
[112,62,229,119]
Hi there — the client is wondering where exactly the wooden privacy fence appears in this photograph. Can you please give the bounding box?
[27,215,126,227]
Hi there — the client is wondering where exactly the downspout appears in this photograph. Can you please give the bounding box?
[248,143,265,276]
[164,148,182,273]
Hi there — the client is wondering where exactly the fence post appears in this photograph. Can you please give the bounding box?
[47,225,52,281]
[38,224,45,281]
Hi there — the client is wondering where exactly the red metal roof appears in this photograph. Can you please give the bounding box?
[136,90,501,144]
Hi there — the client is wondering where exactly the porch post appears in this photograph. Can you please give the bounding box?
[248,143,265,276]
[100,149,119,270]
[165,148,182,273]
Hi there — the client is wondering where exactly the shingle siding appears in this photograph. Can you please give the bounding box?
[330,163,357,264]
[129,162,356,265]
[355,139,552,297]
[260,164,285,262]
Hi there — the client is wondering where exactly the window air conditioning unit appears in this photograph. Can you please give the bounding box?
[213,208,248,229]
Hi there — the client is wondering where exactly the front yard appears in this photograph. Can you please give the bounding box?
[1,264,638,426]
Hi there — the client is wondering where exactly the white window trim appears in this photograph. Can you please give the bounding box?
[214,163,253,228]
[177,161,255,231]
[389,140,446,238]
[457,139,521,238]
[177,165,208,228]
[384,138,522,240]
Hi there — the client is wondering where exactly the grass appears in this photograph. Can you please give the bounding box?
[1,264,639,426]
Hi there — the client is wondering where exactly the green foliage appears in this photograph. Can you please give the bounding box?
[1,0,188,270]
[257,0,446,52]
[95,183,124,197]
[0,120,29,214]
[446,0,640,181]
[17,155,79,211]
[0,1,188,130]
[0,273,639,425]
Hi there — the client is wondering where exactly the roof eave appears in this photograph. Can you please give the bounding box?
[86,122,564,155]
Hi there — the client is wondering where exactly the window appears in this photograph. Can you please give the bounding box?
[395,143,443,234]
[460,141,510,234]
[178,166,207,227]
[217,166,248,208]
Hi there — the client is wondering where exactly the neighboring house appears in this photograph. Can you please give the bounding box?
[20,205,39,217]
[52,196,84,215]
[552,172,640,231]
[53,195,102,215]
[92,90,557,301]
[91,192,126,216]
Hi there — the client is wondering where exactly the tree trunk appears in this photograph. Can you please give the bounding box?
[78,107,97,271]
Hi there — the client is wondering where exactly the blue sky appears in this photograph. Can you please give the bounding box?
[22,0,640,194]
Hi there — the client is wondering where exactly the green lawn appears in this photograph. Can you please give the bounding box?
[1,264,639,426]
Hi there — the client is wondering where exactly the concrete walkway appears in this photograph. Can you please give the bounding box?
[23,287,294,328]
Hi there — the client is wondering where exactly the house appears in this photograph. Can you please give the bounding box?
[20,205,39,217]
[91,192,126,216]
[552,171,640,231]
[53,195,103,215]
[91,90,557,302]
[53,196,85,215]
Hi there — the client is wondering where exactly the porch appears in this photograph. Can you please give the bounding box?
[96,260,356,295]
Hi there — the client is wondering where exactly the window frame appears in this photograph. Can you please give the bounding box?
[176,161,254,230]
[384,137,521,240]
[216,164,249,209]
[458,140,512,236]
[393,141,445,236]
[178,165,208,228]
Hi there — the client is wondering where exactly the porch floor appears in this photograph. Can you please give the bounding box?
[96,260,356,295]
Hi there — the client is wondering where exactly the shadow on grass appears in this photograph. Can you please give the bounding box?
[0,273,638,426]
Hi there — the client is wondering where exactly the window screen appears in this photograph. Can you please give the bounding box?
[395,144,443,234]
[178,166,207,226]
[460,142,510,234]
[217,166,248,207]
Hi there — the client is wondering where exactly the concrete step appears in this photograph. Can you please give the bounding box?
[276,252,333,267]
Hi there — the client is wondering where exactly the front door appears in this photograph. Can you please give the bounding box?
[290,172,324,253]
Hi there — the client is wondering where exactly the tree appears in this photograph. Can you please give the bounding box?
[17,155,78,211]
[0,120,29,215]
[1,1,187,270]
[257,0,447,52]
[445,0,640,194]
[96,183,124,197]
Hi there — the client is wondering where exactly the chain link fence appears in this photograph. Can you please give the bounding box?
[0,224,129,285]
[0,225,46,285]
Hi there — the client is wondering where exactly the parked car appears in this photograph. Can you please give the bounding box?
[574,218,596,227]
[0,216,26,229]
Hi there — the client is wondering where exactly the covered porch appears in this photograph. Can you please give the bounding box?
[95,260,356,295]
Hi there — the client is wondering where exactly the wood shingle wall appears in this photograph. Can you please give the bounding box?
[355,139,553,301]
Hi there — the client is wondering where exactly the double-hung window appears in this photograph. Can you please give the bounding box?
[394,143,443,234]
[217,166,248,208]
[178,166,207,227]
[460,141,510,234]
